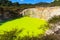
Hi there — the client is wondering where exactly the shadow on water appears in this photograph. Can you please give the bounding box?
[0,15,23,25]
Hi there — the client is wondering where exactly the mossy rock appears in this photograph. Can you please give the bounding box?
[0,17,49,39]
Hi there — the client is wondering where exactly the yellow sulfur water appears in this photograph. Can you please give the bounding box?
[0,17,49,38]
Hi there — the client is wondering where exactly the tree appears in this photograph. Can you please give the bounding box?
[12,2,20,6]
[35,2,49,7]
[0,0,12,6]
[6,1,12,6]
[0,0,8,5]
[54,0,59,1]
[51,0,60,6]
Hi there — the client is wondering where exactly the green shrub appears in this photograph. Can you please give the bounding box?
[0,17,49,40]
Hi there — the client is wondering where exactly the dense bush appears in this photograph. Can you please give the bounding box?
[0,17,49,40]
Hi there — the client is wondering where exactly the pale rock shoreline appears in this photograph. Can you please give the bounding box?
[20,6,60,35]
[21,6,60,20]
